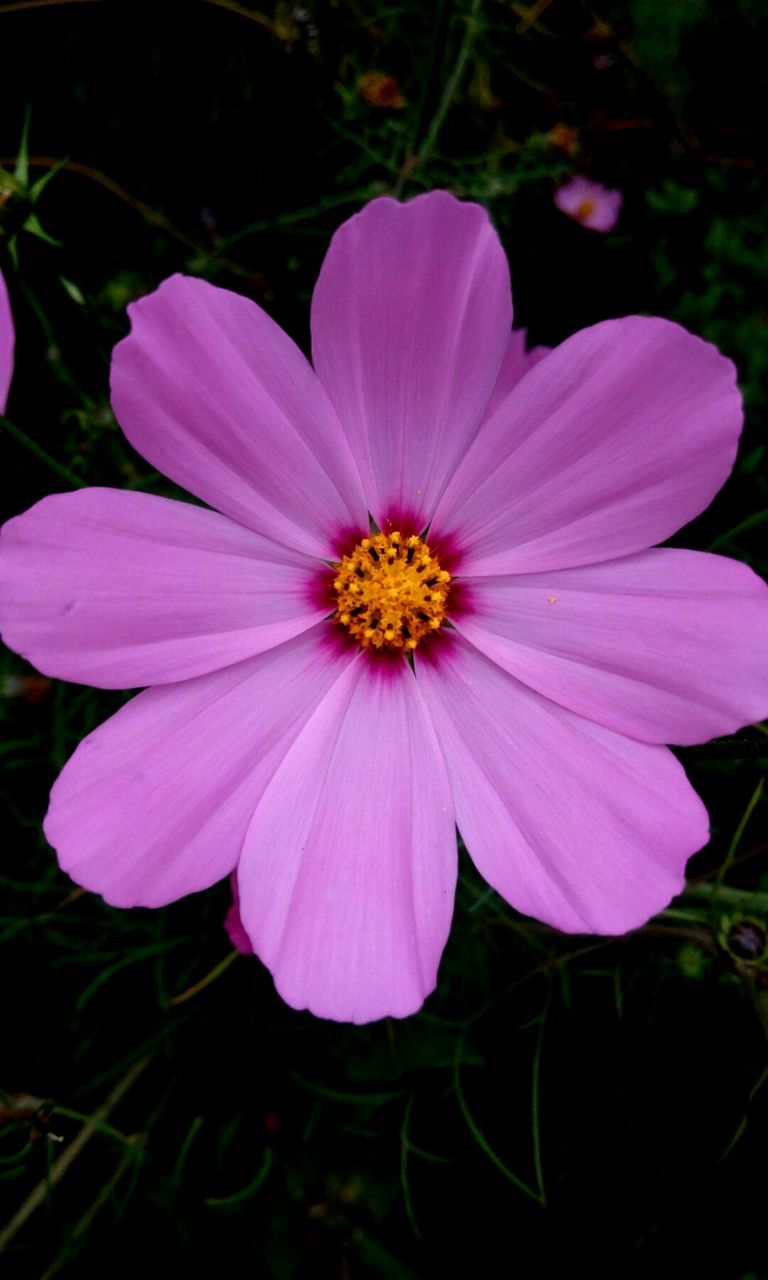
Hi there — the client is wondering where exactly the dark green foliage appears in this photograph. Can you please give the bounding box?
[1,0,767,1274]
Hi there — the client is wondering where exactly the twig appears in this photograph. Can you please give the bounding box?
[515,0,555,34]
[0,1054,151,1253]
[453,1033,543,1204]
[168,949,239,1005]
[0,0,102,13]
[39,1142,141,1280]
[712,778,765,903]
[201,0,271,28]
[394,0,483,196]
[0,155,252,278]
[0,0,271,26]
[0,413,87,488]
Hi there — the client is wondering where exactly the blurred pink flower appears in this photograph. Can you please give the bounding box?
[554,175,623,232]
[1,191,767,1023]
[0,269,14,412]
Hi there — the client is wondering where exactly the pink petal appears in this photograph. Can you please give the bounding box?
[456,550,768,745]
[416,634,709,934]
[0,488,327,688]
[584,190,623,233]
[237,658,456,1023]
[0,269,14,413]
[311,191,512,530]
[433,317,742,575]
[554,177,623,233]
[224,874,253,955]
[483,329,550,421]
[110,275,368,559]
[554,176,597,215]
[44,627,352,908]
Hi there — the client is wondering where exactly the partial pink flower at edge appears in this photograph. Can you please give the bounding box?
[1,190,766,1025]
[0,268,15,413]
[554,175,623,232]
[225,874,254,955]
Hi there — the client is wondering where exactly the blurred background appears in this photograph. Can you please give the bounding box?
[1,1,767,1275]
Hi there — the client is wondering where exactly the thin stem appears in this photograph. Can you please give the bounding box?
[168,949,239,1006]
[0,0,270,26]
[419,0,483,162]
[399,1094,421,1237]
[0,414,86,488]
[0,155,251,277]
[394,0,483,195]
[531,987,551,1208]
[708,508,768,551]
[0,0,102,13]
[453,1034,542,1205]
[39,1143,140,1280]
[201,0,272,28]
[219,189,373,250]
[713,778,765,902]
[515,0,555,34]
[0,1055,151,1252]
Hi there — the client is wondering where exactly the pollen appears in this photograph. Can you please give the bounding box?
[333,531,451,652]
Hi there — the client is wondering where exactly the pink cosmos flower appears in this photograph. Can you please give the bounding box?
[0,268,14,412]
[1,191,767,1025]
[554,175,623,232]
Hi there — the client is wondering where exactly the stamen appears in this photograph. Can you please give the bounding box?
[333,531,452,652]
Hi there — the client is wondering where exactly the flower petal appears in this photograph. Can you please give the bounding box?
[110,275,368,558]
[0,488,326,688]
[554,177,623,232]
[416,634,709,934]
[224,874,253,955]
[237,658,456,1023]
[482,329,549,421]
[311,191,512,529]
[433,317,742,574]
[44,627,352,908]
[0,269,14,413]
[456,550,768,745]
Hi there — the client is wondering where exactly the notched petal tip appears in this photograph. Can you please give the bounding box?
[338,186,496,227]
[272,972,433,1025]
[312,187,512,532]
[237,658,456,1026]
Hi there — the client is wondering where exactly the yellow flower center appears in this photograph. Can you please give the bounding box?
[576,198,596,218]
[333,531,451,652]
